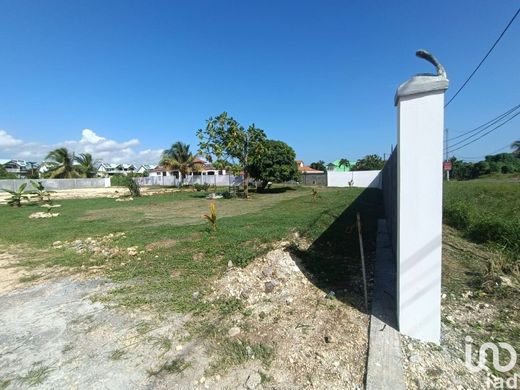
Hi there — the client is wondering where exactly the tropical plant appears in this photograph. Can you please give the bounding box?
[203,202,218,231]
[29,180,54,203]
[311,188,319,202]
[45,148,81,178]
[248,139,298,191]
[75,153,99,178]
[160,142,200,185]
[3,183,30,207]
[197,112,266,198]
[338,158,350,170]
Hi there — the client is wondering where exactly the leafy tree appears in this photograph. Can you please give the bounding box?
[309,160,326,171]
[248,140,298,190]
[338,158,350,170]
[197,112,266,198]
[75,153,99,178]
[160,142,199,184]
[0,164,16,179]
[45,148,81,178]
[351,154,385,171]
[512,140,520,157]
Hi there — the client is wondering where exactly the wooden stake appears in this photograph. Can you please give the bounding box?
[356,212,369,311]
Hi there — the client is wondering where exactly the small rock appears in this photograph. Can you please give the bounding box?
[332,361,340,367]
[192,291,200,300]
[175,345,183,351]
[228,327,241,337]
[245,372,262,390]
[409,353,420,363]
[52,241,62,246]
[240,289,250,300]
[326,291,336,299]
[264,280,277,293]
[324,335,333,343]
[285,297,293,305]
[499,276,514,288]
[441,293,447,300]
[227,260,233,268]
[199,377,205,384]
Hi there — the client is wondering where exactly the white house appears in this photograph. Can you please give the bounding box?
[136,164,157,175]
[97,163,137,177]
[0,160,38,178]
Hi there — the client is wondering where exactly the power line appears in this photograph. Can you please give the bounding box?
[445,104,520,150]
[448,103,520,141]
[447,111,520,154]
[459,144,513,160]
[444,7,520,108]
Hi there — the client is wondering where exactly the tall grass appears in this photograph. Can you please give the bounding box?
[443,181,520,273]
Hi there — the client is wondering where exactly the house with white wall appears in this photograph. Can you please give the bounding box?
[97,163,137,177]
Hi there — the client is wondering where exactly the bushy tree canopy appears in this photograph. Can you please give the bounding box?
[309,160,326,171]
[249,140,298,189]
[351,154,385,171]
[197,112,266,197]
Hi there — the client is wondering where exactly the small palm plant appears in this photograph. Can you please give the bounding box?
[203,202,218,231]
[311,188,319,202]
[3,183,30,207]
[30,180,54,204]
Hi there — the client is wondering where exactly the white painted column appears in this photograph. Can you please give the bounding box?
[395,72,449,344]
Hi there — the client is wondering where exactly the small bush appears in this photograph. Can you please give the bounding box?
[114,176,141,197]
[203,202,217,231]
[222,191,234,199]
[194,183,210,192]
[443,202,471,230]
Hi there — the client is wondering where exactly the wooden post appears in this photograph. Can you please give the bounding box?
[356,212,369,311]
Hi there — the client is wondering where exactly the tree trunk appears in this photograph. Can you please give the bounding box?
[243,170,249,198]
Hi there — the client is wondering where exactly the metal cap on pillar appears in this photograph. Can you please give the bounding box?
[395,50,449,344]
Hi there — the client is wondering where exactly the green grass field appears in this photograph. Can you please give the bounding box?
[0,186,383,312]
[443,180,520,271]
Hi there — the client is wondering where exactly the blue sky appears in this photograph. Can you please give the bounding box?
[0,0,518,164]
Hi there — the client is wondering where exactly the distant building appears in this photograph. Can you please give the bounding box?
[327,159,351,172]
[0,159,38,178]
[136,164,157,175]
[149,158,226,178]
[97,163,137,177]
[296,160,323,174]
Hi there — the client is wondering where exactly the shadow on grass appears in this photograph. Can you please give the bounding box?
[290,188,384,313]
[256,186,297,194]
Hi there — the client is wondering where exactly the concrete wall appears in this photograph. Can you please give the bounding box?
[301,173,327,186]
[0,178,110,192]
[327,170,382,188]
[135,174,244,187]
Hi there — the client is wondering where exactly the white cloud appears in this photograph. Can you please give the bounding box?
[0,129,162,165]
[0,130,23,148]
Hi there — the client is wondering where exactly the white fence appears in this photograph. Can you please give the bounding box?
[135,174,244,187]
[0,178,110,192]
[327,170,382,188]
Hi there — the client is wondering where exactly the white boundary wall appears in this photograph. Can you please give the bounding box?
[327,170,382,188]
[391,66,449,344]
[135,174,244,187]
[0,178,110,192]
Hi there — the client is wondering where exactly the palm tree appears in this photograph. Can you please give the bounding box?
[512,140,520,157]
[338,158,350,170]
[160,142,199,184]
[75,153,99,178]
[45,147,81,178]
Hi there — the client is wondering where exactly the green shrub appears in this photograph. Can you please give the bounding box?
[113,176,141,197]
[194,183,210,192]
[443,202,471,230]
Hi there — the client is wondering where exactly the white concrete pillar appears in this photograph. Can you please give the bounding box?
[395,64,449,344]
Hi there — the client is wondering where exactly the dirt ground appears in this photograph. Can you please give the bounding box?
[0,245,368,389]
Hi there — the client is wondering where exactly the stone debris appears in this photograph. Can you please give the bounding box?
[41,204,61,208]
[29,212,60,219]
[115,197,134,202]
[52,232,134,258]
[245,372,262,389]
[228,326,241,337]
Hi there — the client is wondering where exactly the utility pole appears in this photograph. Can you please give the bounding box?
[444,128,450,181]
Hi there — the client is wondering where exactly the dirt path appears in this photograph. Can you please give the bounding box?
[0,247,369,389]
